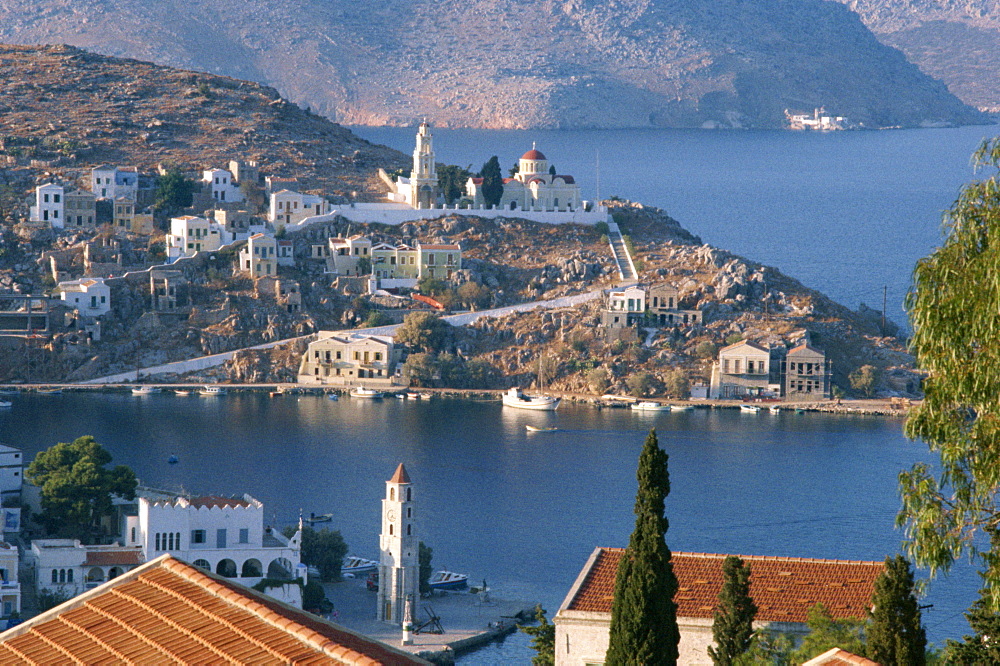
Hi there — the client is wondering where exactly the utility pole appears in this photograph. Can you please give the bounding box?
[882,285,887,333]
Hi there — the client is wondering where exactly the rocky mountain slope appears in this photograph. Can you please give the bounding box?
[835,0,1000,112]
[0,44,406,197]
[0,0,984,129]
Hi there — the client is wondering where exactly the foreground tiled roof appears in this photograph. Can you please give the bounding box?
[0,555,427,665]
[565,548,883,624]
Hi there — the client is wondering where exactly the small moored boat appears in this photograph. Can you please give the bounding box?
[200,386,227,396]
[132,386,161,395]
[769,406,781,414]
[671,404,693,411]
[306,512,333,523]
[37,388,62,396]
[502,387,561,411]
[406,391,421,400]
[350,386,384,399]
[327,393,339,401]
[0,401,11,409]
[740,404,762,413]
[428,570,469,591]
[167,454,179,465]
[174,389,192,396]
[526,425,558,433]
[342,556,379,576]
[631,401,671,412]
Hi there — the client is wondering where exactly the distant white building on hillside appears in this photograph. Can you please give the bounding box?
[269,189,332,226]
[467,144,583,212]
[30,183,64,228]
[58,277,111,318]
[166,215,232,261]
[203,168,243,204]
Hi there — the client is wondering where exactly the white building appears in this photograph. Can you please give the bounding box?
[30,183,64,228]
[122,490,304,603]
[467,144,583,212]
[0,542,19,618]
[0,445,23,505]
[385,121,438,209]
[277,239,294,266]
[30,539,141,599]
[166,216,231,261]
[58,277,111,318]
[202,168,243,204]
[90,165,138,201]
[378,464,419,627]
[239,233,277,277]
[269,190,331,226]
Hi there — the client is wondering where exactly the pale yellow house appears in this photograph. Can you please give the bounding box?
[239,233,277,277]
[709,340,782,399]
[298,334,403,387]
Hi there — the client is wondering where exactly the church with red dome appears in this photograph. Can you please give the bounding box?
[466,143,584,212]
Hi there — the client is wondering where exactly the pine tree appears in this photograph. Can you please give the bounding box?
[518,604,555,666]
[708,556,757,665]
[606,429,680,665]
[867,555,926,665]
[480,156,504,208]
[944,528,1000,663]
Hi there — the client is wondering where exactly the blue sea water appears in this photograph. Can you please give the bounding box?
[0,393,982,660]
[352,124,999,328]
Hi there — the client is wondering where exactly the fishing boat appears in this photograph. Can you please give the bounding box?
[740,404,762,413]
[406,391,421,400]
[526,425,558,433]
[131,386,161,395]
[350,387,383,399]
[502,387,561,411]
[342,556,379,577]
[174,389,193,396]
[395,393,406,400]
[200,386,227,396]
[631,401,671,412]
[428,570,469,591]
[671,404,693,412]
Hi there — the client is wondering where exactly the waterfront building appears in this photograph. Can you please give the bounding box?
[58,277,111,318]
[239,232,277,277]
[709,340,784,399]
[0,555,428,664]
[121,490,304,605]
[298,334,403,387]
[784,342,833,400]
[378,464,420,629]
[553,547,883,666]
[269,189,332,226]
[648,282,702,326]
[600,285,646,343]
[466,144,583,212]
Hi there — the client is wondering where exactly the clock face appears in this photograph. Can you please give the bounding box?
[387,509,397,521]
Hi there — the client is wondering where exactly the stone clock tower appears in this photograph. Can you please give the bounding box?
[410,120,438,209]
[378,463,419,626]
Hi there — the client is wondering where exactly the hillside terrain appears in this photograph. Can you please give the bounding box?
[835,0,1000,112]
[0,0,984,129]
[0,44,406,197]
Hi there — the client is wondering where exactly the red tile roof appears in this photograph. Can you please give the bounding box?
[803,648,879,665]
[390,463,411,484]
[521,148,547,160]
[419,244,460,250]
[0,555,428,665]
[83,549,143,566]
[566,548,883,624]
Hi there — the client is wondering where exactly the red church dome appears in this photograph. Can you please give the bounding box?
[521,148,547,161]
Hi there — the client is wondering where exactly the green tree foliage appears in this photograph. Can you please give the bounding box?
[437,164,473,205]
[356,256,372,276]
[302,579,326,611]
[395,311,452,353]
[403,352,437,387]
[26,436,137,541]
[586,367,611,394]
[944,530,1000,662]
[457,281,489,309]
[363,310,391,328]
[282,525,348,582]
[480,156,504,208]
[519,605,555,666]
[606,430,680,664]
[417,276,449,296]
[867,555,926,666]
[626,371,654,398]
[695,341,719,360]
[898,138,1000,594]
[663,369,690,399]
[709,556,758,665]
[733,630,793,666]
[788,604,867,663]
[849,364,878,398]
[419,541,433,595]
[153,168,196,214]
[724,333,743,346]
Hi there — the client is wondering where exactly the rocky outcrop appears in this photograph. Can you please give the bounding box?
[0,2,984,129]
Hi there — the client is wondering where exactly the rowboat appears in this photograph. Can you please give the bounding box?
[174,389,192,396]
[37,388,62,396]
[526,425,558,433]
[0,401,11,409]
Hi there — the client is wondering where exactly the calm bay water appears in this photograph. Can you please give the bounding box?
[0,393,981,659]
[353,125,999,328]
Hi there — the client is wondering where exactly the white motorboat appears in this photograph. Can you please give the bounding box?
[342,555,379,576]
[174,389,193,396]
[350,387,384,399]
[671,404,693,411]
[200,386,227,396]
[0,401,11,409]
[131,386,161,395]
[631,401,671,412]
[740,404,762,413]
[769,406,781,414]
[428,570,469,591]
[502,387,561,411]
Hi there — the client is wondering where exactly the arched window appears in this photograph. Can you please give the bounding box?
[167,533,173,550]
[407,488,411,501]
[155,533,161,550]
[389,524,394,536]
[131,527,136,542]
[51,570,58,584]
[390,488,395,501]
[67,569,73,583]
[176,532,181,549]
[406,524,411,535]
[407,507,412,518]
[193,559,210,570]
[59,569,65,583]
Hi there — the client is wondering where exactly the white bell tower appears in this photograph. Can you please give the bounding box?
[377,463,419,626]
[410,121,438,209]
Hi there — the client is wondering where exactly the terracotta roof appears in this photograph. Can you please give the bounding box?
[502,177,516,184]
[83,549,143,566]
[390,463,411,484]
[418,244,460,250]
[469,177,484,185]
[788,343,825,356]
[554,175,576,184]
[565,548,882,624]
[521,148,547,160]
[720,339,770,354]
[0,555,428,665]
[188,495,253,509]
[803,648,879,665]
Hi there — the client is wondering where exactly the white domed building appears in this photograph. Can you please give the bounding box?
[466,144,583,212]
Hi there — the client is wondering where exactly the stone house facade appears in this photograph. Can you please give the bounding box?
[298,334,403,387]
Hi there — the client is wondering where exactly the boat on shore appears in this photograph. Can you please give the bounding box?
[502,387,561,411]
[631,401,671,412]
[428,570,469,591]
[132,386,161,395]
[200,386,227,396]
[740,404,762,413]
[526,425,558,433]
[342,556,379,577]
[350,387,384,399]
[174,389,193,396]
[406,391,421,400]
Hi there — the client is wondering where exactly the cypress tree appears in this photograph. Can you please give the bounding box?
[606,429,680,665]
[867,555,926,665]
[708,556,757,665]
[480,156,504,208]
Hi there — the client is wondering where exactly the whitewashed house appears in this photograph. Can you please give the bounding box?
[0,542,19,618]
[29,539,141,598]
[0,445,23,505]
[90,165,138,201]
[203,168,243,204]
[166,216,231,262]
[30,183,65,228]
[58,277,111,318]
[269,189,331,226]
[239,233,277,277]
[709,340,783,399]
